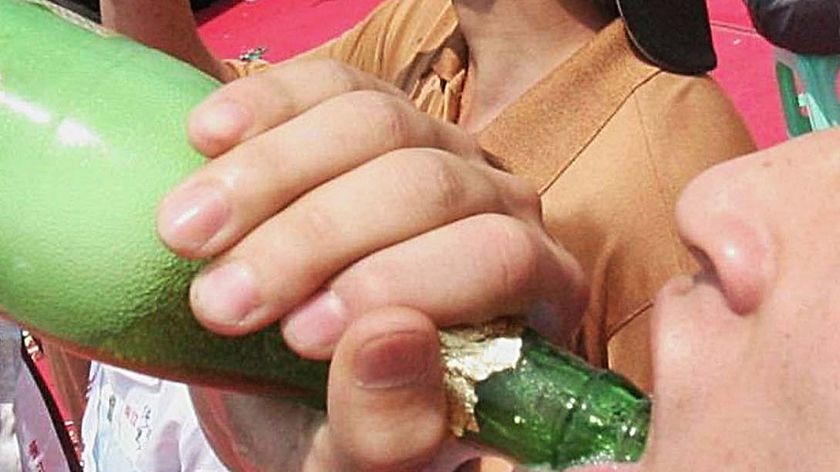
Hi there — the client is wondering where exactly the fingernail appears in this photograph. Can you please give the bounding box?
[192,99,252,143]
[354,331,437,389]
[282,291,348,351]
[192,262,260,326]
[158,184,229,251]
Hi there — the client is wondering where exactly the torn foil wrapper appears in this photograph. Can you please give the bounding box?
[439,319,524,436]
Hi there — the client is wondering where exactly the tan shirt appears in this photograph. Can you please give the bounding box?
[233,0,756,391]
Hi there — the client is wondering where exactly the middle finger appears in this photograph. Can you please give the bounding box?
[158,90,483,258]
[188,149,520,336]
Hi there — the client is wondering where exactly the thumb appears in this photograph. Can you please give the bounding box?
[327,306,448,472]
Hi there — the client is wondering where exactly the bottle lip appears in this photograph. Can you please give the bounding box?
[614,395,652,460]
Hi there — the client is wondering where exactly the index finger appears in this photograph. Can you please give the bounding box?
[187,58,407,157]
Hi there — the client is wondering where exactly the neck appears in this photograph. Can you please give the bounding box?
[453,0,612,132]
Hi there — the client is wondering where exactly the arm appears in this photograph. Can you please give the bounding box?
[100,0,235,81]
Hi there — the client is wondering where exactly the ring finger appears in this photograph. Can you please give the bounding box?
[188,149,527,337]
[158,90,483,258]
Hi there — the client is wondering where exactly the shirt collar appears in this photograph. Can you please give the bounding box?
[477,20,660,192]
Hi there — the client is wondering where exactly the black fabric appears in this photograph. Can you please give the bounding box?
[595,0,620,19]
[615,0,717,75]
[746,0,840,55]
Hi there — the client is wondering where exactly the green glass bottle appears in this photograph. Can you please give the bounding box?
[0,1,649,469]
[465,330,650,468]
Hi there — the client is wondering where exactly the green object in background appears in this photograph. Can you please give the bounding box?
[775,48,840,138]
[0,0,649,468]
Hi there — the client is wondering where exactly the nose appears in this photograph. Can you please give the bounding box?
[674,160,774,315]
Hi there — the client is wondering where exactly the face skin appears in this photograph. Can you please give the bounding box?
[634,129,840,471]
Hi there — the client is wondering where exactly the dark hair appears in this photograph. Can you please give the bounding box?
[596,0,620,19]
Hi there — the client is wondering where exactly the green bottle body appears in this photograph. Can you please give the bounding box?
[0,1,648,468]
[0,0,329,407]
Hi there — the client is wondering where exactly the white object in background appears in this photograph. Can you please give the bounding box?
[0,317,22,472]
[82,363,228,472]
[14,355,78,472]
[0,403,22,472]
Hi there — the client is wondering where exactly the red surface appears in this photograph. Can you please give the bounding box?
[708,0,787,149]
[197,0,788,149]
[197,0,384,62]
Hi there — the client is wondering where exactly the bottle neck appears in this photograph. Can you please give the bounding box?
[467,330,650,469]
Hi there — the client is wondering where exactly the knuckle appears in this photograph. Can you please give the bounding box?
[492,169,542,217]
[343,90,411,148]
[425,154,467,211]
[481,215,541,298]
[391,151,467,214]
[450,127,483,159]
[235,133,283,173]
[315,59,360,94]
[339,261,394,309]
[512,177,542,216]
[212,75,253,102]
[223,72,275,104]
[550,239,587,305]
[221,69,299,124]
[295,201,340,250]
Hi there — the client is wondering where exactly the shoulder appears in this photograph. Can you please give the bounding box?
[634,71,743,120]
[628,71,756,168]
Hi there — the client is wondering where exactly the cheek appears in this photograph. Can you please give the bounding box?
[760,300,840,428]
[653,284,747,389]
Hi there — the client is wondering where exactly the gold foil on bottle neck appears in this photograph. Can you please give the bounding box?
[439,319,524,436]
